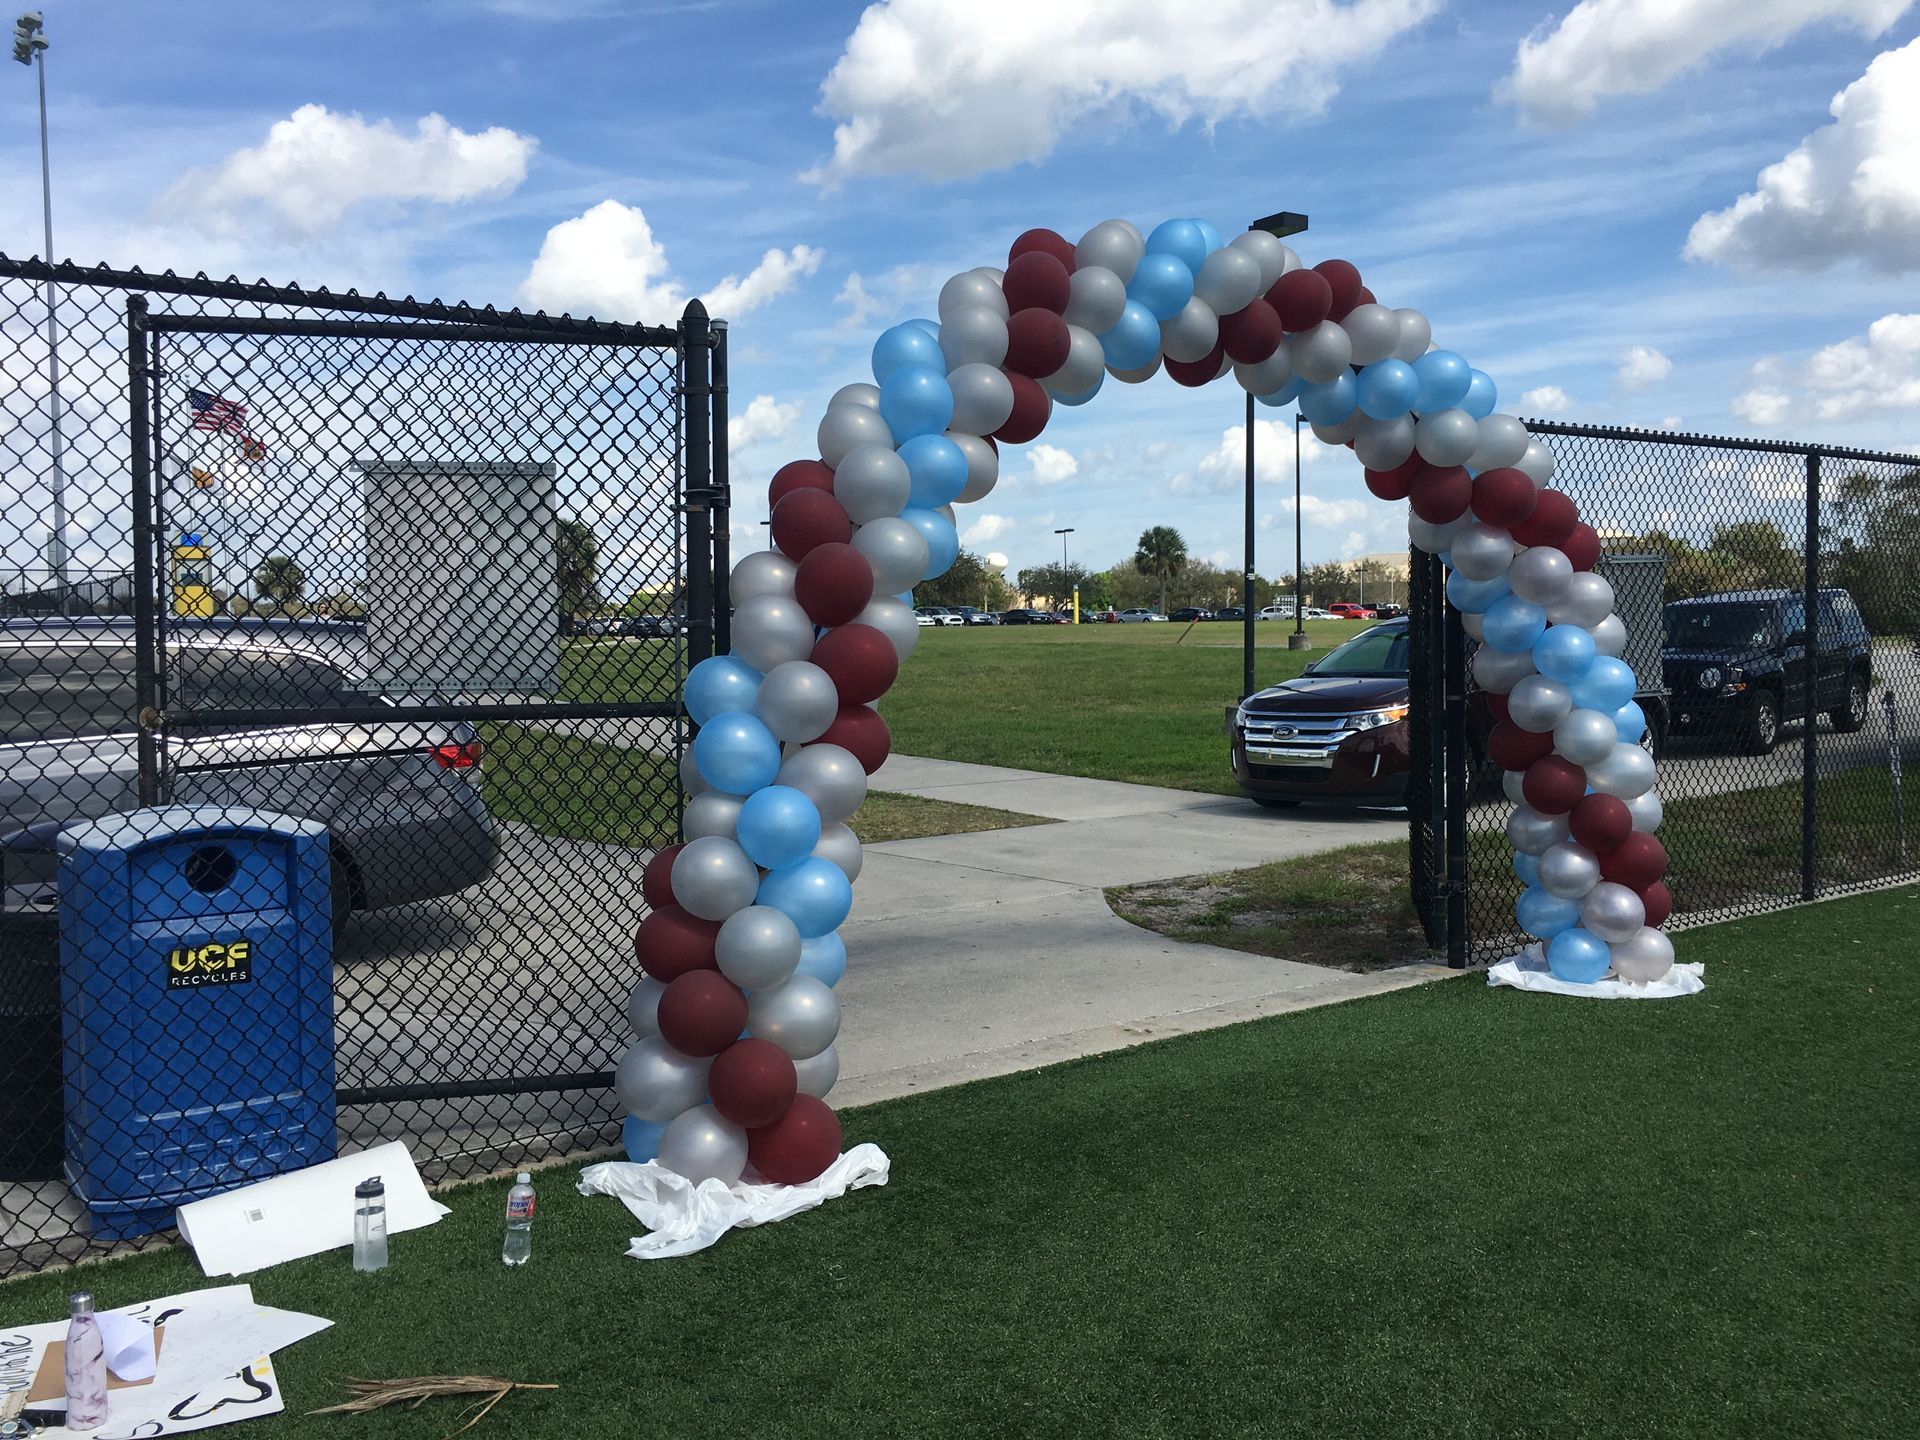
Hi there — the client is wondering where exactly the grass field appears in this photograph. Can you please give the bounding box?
[4,889,1914,1437]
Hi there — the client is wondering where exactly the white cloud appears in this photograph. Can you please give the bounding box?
[158,104,534,236]
[962,513,1015,545]
[1520,385,1573,414]
[1027,445,1081,487]
[1502,0,1910,126]
[1658,416,1685,430]
[1258,495,1406,563]
[1685,36,1920,273]
[1615,344,1673,391]
[1804,311,1920,418]
[1731,388,1792,425]
[1173,419,1336,495]
[729,395,802,450]
[805,0,1441,184]
[836,272,886,328]
[519,200,821,322]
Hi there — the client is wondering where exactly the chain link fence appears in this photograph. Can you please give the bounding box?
[2,256,708,1275]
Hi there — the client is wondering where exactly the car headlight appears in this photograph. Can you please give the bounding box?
[1346,706,1411,732]
[1720,666,1747,695]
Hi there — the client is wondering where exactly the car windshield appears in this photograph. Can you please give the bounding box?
[0,644,138,742]
[1312,627,1408,676]
[1667,603,1772,649]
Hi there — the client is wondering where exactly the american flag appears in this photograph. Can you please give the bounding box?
[188,389,248,436]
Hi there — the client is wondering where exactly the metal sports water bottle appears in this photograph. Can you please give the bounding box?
[501,1172,535,1266]
[63,1290,108,1431]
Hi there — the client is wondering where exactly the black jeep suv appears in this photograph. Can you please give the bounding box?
[1662,588,1872,754]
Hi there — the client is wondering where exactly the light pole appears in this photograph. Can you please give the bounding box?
[1245,211,1310,693]
[1292,412,1307,647]
[1054,526,1075,620]
[14,11,64,596]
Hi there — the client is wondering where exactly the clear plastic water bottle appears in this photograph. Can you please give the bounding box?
[353,1176,388,1273]
[64,1290,108,1431]
[501,1172,535,1266]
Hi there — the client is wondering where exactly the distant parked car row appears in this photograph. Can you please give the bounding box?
[901,603,1400,630]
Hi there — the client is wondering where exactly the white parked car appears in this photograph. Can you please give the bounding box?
[915,606,964,626]
[1257,605,1296,622]
[1116,608,1167,623]
[912,609,939,627]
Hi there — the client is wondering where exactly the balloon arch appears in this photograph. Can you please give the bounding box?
[617,218,1676,1186]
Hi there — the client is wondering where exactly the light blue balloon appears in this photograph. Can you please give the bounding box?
[1512,851,1541,886]
[1255,376,1305,408]
[1054,374,1104,406]
[899,433,968,508]
[871,323,944,386]
[1570,655,1636,713]
[1192,219,1225,256]
[1482,594,1547,653]
[1126,252,1195,323]
[1447,570,1511,614]
[1412,350,1472,413]
[736,784,823,870]
[1533,624,1598,684]
[1547,926,1611,983]
[686,655,762,725]
[1100,300,1162,371]
[623,1114,668,1162]
[691,711,782,795]
[906,317,940,339]
[1145,218,1209,275]
[879,365,954,442]
[795,931,847,988]
[1462,369,1498,420]
[1612,699,1648,742]
[901,506,959,580]
[1356,359,1420,421]
[756,857,853,938]
[1516,884,1580,939]
[1298,372,1357,426]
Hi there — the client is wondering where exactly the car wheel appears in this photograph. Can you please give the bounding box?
[1828,674,1869,733]
[1744,691,1780,755]
[1251,796,1301,810]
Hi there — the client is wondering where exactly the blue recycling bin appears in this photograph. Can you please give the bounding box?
[57,806,337,1240]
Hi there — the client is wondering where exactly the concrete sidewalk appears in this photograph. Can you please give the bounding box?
[832,755,1446,1106]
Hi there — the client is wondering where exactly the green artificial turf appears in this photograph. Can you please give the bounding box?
[5,888,1916,1437]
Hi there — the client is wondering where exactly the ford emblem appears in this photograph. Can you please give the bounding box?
[1271,725,1296,738]
[1699,667,1721,689]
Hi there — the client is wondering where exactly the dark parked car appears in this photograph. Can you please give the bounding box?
[619,613,684,638]
[999,608,1066,625]
[953,606,1001,626]
[1370,604,1406,620]
[1169,607,1214,623]
[1662,588,1871,754]
[1215,606,1248,623]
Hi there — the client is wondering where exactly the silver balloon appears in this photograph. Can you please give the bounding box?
[657,1105,748,1185]
[792,1043,840,1100]
[1109,355,1163,384]
[1538,841,1601,900]
[756,660,839,742]
[1233,343,1293,398]
[731,549,795,604]
[1311,413,1361,446]
[951,431,999,503]
[1391,308,1431,363]
[1353,413,1417,471]
[731,593,815,672]
[1193,247,1262,315]
[776,742,867,823]
[1472,644,1535,693]
[833,444,911,525]
[1062,265,1128,333]
[1625,788,1664,833]
[1611,926,1675,984]
[817,402,892,469]
[1341,303,1400,366]
[1588,742,1656,799]
[1044,324,1106,396]
[614,1036,712,1123]
[1076,219,1144,284]
[672,835,759,921]
[856,595,920,662]
[1288,321,1352,383]
[938,269,1008,322]
[1546,572,1614,628]
[812,821,864,881]
[1228,229,1291,291]
[972,265,1006,285]
[852,517,930,593]
[745,974,841,1060]
[1409,512,1469,555]
[939,303,1008,370]
[1591,613,1628,658]
[1554,707,1619,766]
[1161,297,1220,364]
[1506,805,1570,856]
[1462,610,1487,642]
[1508,674,1574,733]
[1449,523,1516,582]
[684,790,742,839]
[947,362,1015,435]
[679,744,709,797]
[715,904,802,990]
[830,381,880,411]
[1516,437,1558,485]
[626,975,665,1038]
[1414,409,1480,467]
[1508,546,1574,605]
[1502,767,1528,805]
[1580,881,1646,944]
[1466,413,1531,473]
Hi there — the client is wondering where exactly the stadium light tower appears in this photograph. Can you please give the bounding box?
[1243,211,1310,694]
[15,11,66,592]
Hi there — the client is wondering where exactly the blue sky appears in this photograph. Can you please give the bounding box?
[4,0,1917,584]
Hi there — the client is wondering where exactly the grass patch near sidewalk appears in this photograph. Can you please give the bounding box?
[848,790,1055,844]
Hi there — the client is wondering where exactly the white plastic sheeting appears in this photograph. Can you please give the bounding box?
[1489,947,1705,999]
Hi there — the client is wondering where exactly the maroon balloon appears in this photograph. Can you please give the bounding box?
[1569,793,1633,853]
[657,971,748,1058]
[771,487,851,561]
[708,1037,798,1130]
[1313,259,1365,320]
[1484,692,1511,725]
[1165,345,1225,388]
[747,1094,842,1184]
[1007,228,1076,273]
[1562,522,1602,572]
[1510,489,1579,548]
[993,372,1052,444]
[1522,756,1587,815]
[1353,286,1377,309]
[1471,467,1538,529]
[1600,832,1668,888]
[810,623,899,705]
[1002,251,1070,315]
[769,459,834,508]
[1638,879,1673,928]
[1409,464,1473,524]
[1364,454,1424,502]
[793,542,875,628]
[815,702,891,774]
[1219,298,1282,364]
[1004,307,1072,378]
[641,842,684,911]
[1267,269,1332,332]
[634,904,721,983]
[1488,720,1555,772]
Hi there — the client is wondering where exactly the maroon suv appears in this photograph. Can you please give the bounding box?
[1232,622,1413,807]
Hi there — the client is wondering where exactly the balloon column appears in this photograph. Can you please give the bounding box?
[618,218,1676,1184]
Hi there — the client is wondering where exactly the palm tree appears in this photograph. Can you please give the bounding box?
[1133,526,1188,615]
[252,554,307,606]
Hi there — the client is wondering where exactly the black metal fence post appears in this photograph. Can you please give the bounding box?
[125,295,160,806]
[710,318,732,656]
[1803,449,1821,901]
[1242,391,1256,698]
[681,300,714,667]
[1443,601,1470,967]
